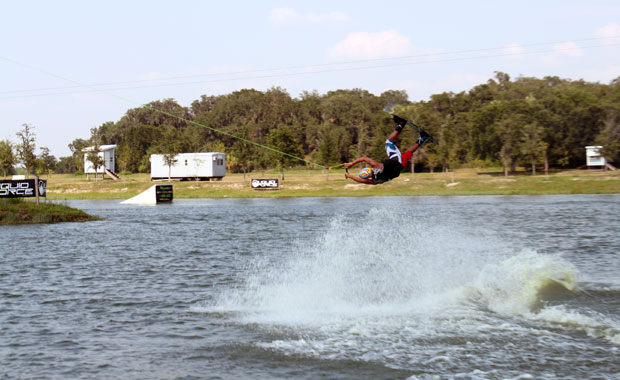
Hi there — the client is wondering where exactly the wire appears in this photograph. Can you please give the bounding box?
[155,107,326,168]
[1,36,618,167]
[0,55,326,168]
[1,36,618,99]
[327,163,346,170]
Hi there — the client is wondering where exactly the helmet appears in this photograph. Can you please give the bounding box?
[359,167,373,179]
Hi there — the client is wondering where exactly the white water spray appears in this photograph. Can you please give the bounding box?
[208,207,578,323]
[192,205,620,368]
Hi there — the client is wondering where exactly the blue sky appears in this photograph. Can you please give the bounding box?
[1,0,619,157]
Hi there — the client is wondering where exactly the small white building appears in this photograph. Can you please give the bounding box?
[585,146,606,168]
[150,152,226,180]
[83,144,118,179]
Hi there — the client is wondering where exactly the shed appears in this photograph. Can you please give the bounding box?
[83,144,119,179]
[150,152,226,180]
[585,146,606,168]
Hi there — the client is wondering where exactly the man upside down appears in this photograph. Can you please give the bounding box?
[344,115,434,185]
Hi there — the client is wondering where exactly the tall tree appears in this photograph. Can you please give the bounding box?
[496,117,523,175]
[230,125,255,181]
[318,124,339,167]
[266,124,304,179]
[125,99,191,129]
[15,124,37,177]
[520,122,547,175]
[595,110,620,167]
[380,90,410,110]
[117,124,161,173]
[426,152,440,173]
[86,127,105,181]
[155,127,183,181]
[0,139,15,178]
[55,156,76,174]
[68,138,90,173]
[37,146,57,178]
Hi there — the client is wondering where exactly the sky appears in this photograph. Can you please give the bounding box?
[1,0,619,158]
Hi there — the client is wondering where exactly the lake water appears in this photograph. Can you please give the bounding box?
[1,195,619,379]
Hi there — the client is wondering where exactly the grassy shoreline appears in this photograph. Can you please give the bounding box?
[0,199,102,225]
[21,168,620,200]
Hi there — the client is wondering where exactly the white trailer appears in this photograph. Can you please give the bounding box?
[585,146,606,167]
[150,152,226,181]
[83,144,119,179]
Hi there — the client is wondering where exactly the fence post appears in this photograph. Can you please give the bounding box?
[34,175,40,206]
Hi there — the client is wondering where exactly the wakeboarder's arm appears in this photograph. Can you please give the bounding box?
[344,157,381,185]
[346,157,382,170]
[344,172,377,185]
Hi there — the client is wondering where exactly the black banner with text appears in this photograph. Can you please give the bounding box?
[0,179,47,198]
[251,179,279,190]
[155,184,173,203]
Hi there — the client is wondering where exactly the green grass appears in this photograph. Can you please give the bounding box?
[13,168,620,200]
[0,198,101,225]
[4,169,615,222]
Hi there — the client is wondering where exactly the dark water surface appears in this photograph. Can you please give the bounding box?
[1,195,619,379]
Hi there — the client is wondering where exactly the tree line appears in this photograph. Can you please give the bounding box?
[0,124,56,178]
[2,72,619,177]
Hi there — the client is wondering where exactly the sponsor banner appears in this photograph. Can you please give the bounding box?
[156,184,173,203]
[0,179,47,198]
[251,178,279,190]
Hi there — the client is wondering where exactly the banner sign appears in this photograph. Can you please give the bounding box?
[251,179,279,190]
[155,184,173,203]
[0,179,46,198]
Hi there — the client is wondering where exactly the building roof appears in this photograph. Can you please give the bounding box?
[83,144,117,152]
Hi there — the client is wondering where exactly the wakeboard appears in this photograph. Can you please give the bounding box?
[384,108,438,145]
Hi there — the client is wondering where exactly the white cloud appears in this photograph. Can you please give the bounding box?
[595,23,620,38]
[269,8,350,26]
[552,41,583,57]
[327,30,413,59]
